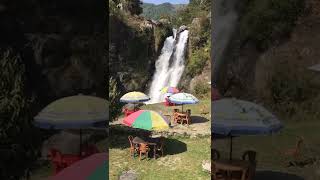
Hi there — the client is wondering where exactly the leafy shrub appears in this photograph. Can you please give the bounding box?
[0,49,42,179]
[193,80,210,98]
[186,45,210,77]
[240,0,305,50]
[109,77,122,121]
[255,55,320,121]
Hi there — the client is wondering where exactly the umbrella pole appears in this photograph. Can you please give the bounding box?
[229,136,233,160]
[80,129,82,156]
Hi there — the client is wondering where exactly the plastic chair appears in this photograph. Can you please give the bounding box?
[155,137,165,157]
[139,143,150,161]
[128,136,138,158]
[48,148,66,174]
[242,150,257,180]
[212,149,227,180]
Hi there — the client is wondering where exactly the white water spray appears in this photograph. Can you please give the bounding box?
[147,28,189,104]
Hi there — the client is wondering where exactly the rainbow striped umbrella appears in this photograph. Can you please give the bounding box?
[120,91,150,103]
[160,87,180,94]
[123,110,169,131]
[50,153,108,180]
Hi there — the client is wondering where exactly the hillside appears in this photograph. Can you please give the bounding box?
[141,2,186,20]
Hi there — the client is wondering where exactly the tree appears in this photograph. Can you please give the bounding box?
[109,77,122,121]
[121,0,143,15]
[0,49,39,179]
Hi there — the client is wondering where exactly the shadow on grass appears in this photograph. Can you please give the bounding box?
[191,116,209,124]
[109,126,187,155]
[164,139,187,155]
[109,125,152,149]
[253,171,304,180]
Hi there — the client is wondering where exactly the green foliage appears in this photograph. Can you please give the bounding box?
[172,0,210,28]
[141,3,176,20]
[193,80,210,98]
[109,77,122,121]
[240,0,305,50]
[122,0,143,15]
[109,0,142,15]
[172,0,211,77]
[154,23,173,52]
[256,59,320,121]
[0,49,41,179]
[186,47,209,77]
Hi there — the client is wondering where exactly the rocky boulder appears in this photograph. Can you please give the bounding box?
[119,170,138,180]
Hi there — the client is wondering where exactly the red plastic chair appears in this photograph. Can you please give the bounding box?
[123,108,135,117]
[48,148,67,174]
[48,148,81,174]
[164,98,175,106]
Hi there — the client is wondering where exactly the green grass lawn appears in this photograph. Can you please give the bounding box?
[109,98,211,180]
[214,120,320,179]
[109,135,211,180]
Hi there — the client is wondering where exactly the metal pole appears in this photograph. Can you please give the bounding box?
[80,129,82,156]
[230,136,233,160]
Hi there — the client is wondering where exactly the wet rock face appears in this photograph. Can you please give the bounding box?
[178,25,188,34]
[28,33,105,98]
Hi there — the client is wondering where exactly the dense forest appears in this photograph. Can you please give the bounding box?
[141,3,186,20]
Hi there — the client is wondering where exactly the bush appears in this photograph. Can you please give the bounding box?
[186,46,210,77]
[0,49,42,179]
[193,80,210,98]
[109,77,122,121]
[240,0,305,50]
[255,53,320,121]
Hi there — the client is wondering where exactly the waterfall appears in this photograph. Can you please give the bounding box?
[147,28,189,104]
[212,0,239,82]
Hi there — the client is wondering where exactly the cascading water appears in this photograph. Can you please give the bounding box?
[147,28,189,104]
[212,0,239,82]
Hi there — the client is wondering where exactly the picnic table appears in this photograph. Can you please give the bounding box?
[132,137,160,159]
[214,159,250,180]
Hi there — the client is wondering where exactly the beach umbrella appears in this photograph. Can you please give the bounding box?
[120,91,150,103]
[123,103,143,111]
[212,98,283,160]
[122,110,170,131]
[160,87,180,94]
[168,93,199,111]
[50,153,108,180]
[34,94,109,154]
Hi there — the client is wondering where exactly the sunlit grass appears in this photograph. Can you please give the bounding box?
[109,136,211,180]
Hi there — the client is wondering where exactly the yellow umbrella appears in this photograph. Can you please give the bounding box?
[120,91,150,103]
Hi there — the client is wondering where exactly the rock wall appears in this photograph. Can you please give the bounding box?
[109,12,172,93]
[0,0,106,107]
